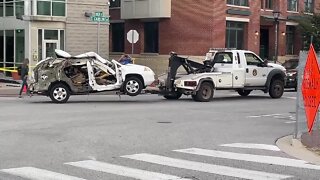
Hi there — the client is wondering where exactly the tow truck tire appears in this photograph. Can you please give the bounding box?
[49,83,70,103]
[193,82,214,102]
[124,77,143,96]
[269,79,284,99]
[237,89,252,96]
[164,92,182,100]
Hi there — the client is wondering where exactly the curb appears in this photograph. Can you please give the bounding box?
[276,135,320,165]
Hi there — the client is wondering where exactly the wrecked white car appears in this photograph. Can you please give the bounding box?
[29,50,155,103]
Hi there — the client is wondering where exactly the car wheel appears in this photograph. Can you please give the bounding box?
[269,79,284,98]
[237,89,252,96]
[49,83,70,103]
[164,91,182,100]
[124,77,143,96]
[193,82,214,102]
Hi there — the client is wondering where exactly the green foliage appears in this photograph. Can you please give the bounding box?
[296,14,320,51]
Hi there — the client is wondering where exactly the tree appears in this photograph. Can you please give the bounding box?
[296,13,320,51]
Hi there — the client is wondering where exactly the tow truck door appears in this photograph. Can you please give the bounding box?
[212,52,233,88]
[243,52,269,86]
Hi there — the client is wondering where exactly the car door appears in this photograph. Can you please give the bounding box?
[244,52,269,86]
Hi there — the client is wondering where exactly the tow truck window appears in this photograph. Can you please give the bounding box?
[245,53,262,66]
[214,52,233,64]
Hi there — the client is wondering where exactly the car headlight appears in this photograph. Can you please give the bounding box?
[286,72,297,77]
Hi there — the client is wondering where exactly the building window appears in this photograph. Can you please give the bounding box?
[110,0,120,8]
[286,26,295,55]
[0,29,25,69]
[37,0,65,16]
[265,0,273,9]
[227,0,249,7]
[0,31,3,68]
[287,0,298,11]
[111,23,124,52]
[0,0,3,17]
[305,0,314,13]
[5,0,13,16]
[15,29,24,64]
[0,0,24,17]
[144,22,159,53]
[226,21,244,49]
[38,29,65,60]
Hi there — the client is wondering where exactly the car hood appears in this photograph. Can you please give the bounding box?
[267,62,286,71]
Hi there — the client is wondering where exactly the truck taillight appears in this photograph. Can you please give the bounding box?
[184,81,197,87]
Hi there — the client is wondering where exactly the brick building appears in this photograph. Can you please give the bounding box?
[0,0,109,70]
[110,0,319,62]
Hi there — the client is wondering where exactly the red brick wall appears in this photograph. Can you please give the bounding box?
[160,0,225,55]
[109,0,314,58]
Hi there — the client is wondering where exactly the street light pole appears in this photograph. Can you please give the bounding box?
[273,11,280,64]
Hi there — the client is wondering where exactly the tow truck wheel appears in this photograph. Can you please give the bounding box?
[164,92,182,100]
[124,77,143,96]
[269,79,284,98]
[237,89,252,96]
[49,83,70,103]
[193,82,213,102]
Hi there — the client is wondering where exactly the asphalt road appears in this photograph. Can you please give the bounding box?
[0,90,319,180]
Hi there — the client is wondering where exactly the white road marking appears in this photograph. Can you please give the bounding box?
[220,143,281,151]
[122,153,292,180]
[174,148,320,170]
[66,160,191,180]
[283,96,297,100]
[248,114,282,118]
[0,167,85,180]
[285,121,296,124]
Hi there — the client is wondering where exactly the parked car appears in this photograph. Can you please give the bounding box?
[29,50,155,103]
[282,59,299,91]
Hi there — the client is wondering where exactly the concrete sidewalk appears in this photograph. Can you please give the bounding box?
[277,135,320,165]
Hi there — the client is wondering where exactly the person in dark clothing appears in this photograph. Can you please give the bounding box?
[19,58,29,98]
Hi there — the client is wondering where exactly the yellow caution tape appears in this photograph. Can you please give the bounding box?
[0,68,18,73]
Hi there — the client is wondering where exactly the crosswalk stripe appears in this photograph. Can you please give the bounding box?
[66,160,191,180]
[122,153,292,180]
[220,143,281,151]
[174,148,320,170]
[0,167,85,180]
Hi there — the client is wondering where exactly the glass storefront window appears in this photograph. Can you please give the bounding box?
[5,30,14,64]
[37,1,50,15]
[5,1,14,16]
[226,21,245,49]
[15,29,24,63]
[0,0,3,17]
[0,31,3,66]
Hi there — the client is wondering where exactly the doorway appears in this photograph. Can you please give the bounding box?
[259,29,269,60]
[43,40,59,60]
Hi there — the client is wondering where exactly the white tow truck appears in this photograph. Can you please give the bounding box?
[158,49,286,102]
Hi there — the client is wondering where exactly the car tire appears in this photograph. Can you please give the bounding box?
[193,82,214,102]
[124,76,143,96]
[237,89,252,96]
[164,91,182,100]
[49,83,70,103]
[269,79,284,98]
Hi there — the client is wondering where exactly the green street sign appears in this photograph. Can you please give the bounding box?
[95,12,103,17]
[91,16,109,22]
